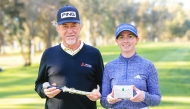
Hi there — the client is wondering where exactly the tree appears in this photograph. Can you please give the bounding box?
[167,2,186,40]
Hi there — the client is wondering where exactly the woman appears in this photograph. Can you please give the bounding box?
[100,23,161,109]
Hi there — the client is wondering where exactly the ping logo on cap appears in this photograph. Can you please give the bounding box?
[61,11,76,18]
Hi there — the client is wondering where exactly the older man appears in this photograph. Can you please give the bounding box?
[35,5,104,109]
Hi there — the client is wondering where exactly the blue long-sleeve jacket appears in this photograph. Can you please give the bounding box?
[100,53,161,109]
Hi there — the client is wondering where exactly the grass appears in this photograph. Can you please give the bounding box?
[0,42,190,109]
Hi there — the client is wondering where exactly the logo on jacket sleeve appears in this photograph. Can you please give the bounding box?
[81,62,92,68]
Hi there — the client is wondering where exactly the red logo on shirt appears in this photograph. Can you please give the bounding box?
[81,62,92,68]
[81,62,85,66]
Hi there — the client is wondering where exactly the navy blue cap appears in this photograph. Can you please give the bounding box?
[57,5,80,25]
[115,23,138,38]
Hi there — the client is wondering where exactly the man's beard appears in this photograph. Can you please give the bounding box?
[66,40,76,45]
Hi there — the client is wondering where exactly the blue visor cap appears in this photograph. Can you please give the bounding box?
[115,23,138,38]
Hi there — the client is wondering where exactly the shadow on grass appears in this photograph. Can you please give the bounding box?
[1,104,44,109]
[0,66,38,98]
[157,67,190,97]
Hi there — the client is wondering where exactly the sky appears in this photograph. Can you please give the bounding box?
[133,0,190,9]
[177,0,190,9]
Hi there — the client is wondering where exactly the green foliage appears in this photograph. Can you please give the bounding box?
[169,25,186,37]
[184,20,190,31]
[0,42,190,109]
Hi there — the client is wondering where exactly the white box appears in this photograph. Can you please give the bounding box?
[113,85,133,99]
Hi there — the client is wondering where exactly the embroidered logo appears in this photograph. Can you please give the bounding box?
[61,11,76,18]
[81,62,92,68]
[134,75,141,79]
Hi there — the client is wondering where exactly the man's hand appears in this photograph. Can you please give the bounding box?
[107,89,122,104]
[86,89,101,101]
[128,85,145,102]
[44,83,61,98]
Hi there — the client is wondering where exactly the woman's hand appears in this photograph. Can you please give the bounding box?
[128,85,145,102]
[107,89,122,104]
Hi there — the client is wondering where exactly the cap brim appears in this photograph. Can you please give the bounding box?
[116,29,138,38]
[58,20,80,25]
